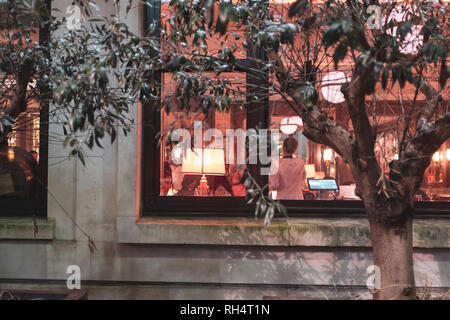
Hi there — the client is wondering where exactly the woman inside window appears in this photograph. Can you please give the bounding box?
[269,135,305,200]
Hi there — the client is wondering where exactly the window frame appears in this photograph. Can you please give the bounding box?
[0,0,50,218]
[141,1,450,218]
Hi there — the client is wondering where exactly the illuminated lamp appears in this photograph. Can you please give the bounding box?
[386,6,423,55]
[321,71,348,104]
[280,116,303,135]
[7,148,14,162]
[323,148,333,162]
[432,151,440,162]
[181,148,226,196]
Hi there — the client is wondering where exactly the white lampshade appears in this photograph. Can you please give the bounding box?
[181,148,203,174]
[321,71,348,104]
[202,148,226,175]
[181,148,225,175]
[280,116,303,135]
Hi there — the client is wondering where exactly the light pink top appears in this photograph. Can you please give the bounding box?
[269,157,305,200]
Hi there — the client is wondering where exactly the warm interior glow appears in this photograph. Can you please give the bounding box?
[202,148,226,175]
[321,71,348,104]
[432,151,440,162]
[447,149,450,161]
[305,164,316,178]
[280,116,303,135]
[7,148,14,162]
[181,148,225,175]
[323,148,333,162]
[181,148,203,174]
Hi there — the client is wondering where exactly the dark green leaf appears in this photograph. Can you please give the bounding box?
[73,113,85,132]
[78,150,86,166]
[300,84,318,105]
[323,23,341,47]
[333,42,347,68]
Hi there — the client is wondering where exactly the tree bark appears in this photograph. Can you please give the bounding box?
[0,57,34,147]
[367,205,416,300]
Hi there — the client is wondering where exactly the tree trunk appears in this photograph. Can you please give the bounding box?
[368,209,416,300]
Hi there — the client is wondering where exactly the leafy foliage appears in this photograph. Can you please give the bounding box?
[0,0,448,227]
[0,0,160,164]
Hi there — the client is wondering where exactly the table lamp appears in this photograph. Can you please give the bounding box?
[181,148,226,196]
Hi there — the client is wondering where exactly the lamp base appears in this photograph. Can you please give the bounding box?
[197,175,209,196]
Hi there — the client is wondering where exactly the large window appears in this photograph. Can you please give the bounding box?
[142,1,450,217]
[159,73,247,198]
[0,1,49,217]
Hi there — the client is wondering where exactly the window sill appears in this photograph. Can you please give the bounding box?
[115,216,450,248]
[0,218,55,240]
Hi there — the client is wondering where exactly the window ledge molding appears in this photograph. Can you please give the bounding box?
[116,216,450,249]
[0,218,55,240]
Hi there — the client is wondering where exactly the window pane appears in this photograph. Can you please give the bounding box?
[265,2,449,203]
[268,100,353,201]
[268,97,450,202]
[0,25,41,213]
[160,72,247,197]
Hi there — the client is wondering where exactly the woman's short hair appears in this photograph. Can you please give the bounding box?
[283,136,298,155]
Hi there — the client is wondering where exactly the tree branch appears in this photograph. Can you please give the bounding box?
[399,113,450,194]
[4,57,34,119]
[413,77,442,129]
[266,49,354,161]
[341,65,381,188]
[396,77,446,194]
